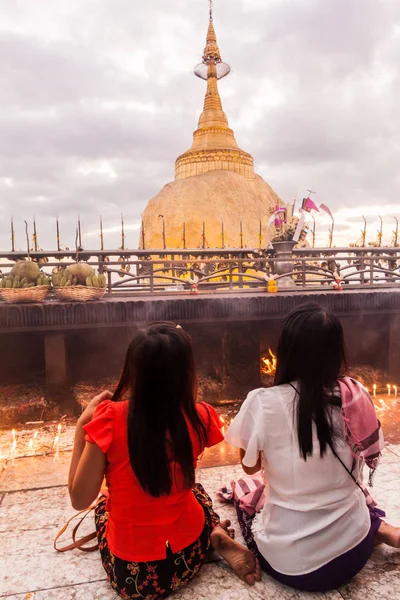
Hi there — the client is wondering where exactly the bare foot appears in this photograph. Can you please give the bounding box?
[210,526,261,586]
[375,521,400,548]
[220,519,235,539]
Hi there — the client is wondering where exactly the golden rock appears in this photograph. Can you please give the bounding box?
[141,11,281,249]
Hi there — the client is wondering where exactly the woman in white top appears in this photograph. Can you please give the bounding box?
[225,303,400,592]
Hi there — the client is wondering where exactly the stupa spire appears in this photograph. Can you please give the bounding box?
[200,15,226,117]
[203,3,222,64]
[194,3,230,128]
[175,3,255,181]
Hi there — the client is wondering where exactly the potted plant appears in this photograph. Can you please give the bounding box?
[269,204,300,277]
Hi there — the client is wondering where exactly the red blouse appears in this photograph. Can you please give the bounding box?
[84,400,224,562]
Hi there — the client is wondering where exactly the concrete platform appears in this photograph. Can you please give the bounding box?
[1,446,400,599]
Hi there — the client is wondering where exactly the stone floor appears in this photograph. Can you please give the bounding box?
[1,445,400,599]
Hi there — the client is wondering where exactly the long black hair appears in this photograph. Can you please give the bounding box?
[274,304,347,460]
[113,322,207,497]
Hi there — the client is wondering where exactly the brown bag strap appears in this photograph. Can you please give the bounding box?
[54,492,107,553]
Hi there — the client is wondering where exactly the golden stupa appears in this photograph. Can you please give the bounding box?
[141,6,281,249]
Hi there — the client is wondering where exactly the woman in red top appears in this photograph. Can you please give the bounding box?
[69,323,260,599]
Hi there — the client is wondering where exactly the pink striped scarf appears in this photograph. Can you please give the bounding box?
[338,377,384,506]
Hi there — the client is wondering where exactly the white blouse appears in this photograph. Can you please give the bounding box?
[225,384,371,576]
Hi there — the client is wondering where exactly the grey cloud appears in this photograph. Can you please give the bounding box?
[0,0,399,251]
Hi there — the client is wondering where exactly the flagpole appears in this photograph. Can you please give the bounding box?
[377,216,383,247]
[158,215,166,250]
[182,218,186,249]
[361,216,367,247]
[328,215,335,248]
[33,217,38,251]
[121,214,126,250]
[141,218,146,250]
[11,217,15,252]
[56,218,61,251]
[78,215,82,249]
[311,215,316,248]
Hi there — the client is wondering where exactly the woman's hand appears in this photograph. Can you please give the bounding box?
[78,390,113,426]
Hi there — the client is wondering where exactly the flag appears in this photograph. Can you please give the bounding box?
[274,206,286,224]
[275,206,286,214]
[267,207,286,228]
[301,197,320,213]
[320,203,333,219]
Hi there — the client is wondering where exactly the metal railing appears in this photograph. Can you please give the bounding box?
[0,246,399,296]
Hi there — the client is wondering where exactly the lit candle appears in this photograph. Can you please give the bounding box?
[57,423,62,434]
[28,438,34,452]
[394,385,398,397]
[387,384,391,396]
[220,417,225,435]
[53,435,60,462]
[33,430,38,439]
[11,439,16,466]
[10,429,16,465]
[373,384,377,397]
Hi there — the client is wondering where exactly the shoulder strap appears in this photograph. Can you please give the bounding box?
[54,493,106,553]
[327,440,364,494]
[289,383,364,495]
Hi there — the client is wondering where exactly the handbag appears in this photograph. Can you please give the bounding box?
[54,489,108,553]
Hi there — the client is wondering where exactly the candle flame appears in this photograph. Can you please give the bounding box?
[57,423,62,433]
[11,429,15,438]
[33,430,38,439]
[261,348,277,375]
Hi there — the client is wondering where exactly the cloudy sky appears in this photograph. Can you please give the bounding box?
[0,0,399,251]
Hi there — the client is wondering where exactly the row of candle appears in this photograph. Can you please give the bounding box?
[367,384,398,397]
[0,423,62,467]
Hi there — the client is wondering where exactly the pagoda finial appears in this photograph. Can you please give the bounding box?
[175,3,255,181]
[194,2,230,80]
